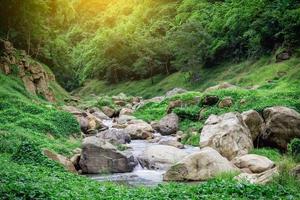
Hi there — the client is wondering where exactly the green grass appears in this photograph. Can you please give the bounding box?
[1,153,299,200]
[250,148,282,162]
[75,56,300,99]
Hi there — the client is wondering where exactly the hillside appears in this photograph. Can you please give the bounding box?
[76,54,300,98]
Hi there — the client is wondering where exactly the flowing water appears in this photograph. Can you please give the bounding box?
[87,119,199,186]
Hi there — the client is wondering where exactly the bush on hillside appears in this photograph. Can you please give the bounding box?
[288,138,300,161]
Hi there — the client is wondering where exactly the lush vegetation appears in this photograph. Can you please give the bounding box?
[1,0,300,90]
[1,0,300,199]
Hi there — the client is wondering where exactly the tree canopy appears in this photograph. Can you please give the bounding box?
[1,0,299,90]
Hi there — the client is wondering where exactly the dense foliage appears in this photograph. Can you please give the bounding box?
[1,0,300,89]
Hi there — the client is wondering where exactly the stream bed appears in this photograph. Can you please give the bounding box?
[87,138,199,186]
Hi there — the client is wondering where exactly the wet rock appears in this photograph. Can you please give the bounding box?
[232,154,275,173]
[163,147,238,181]
[200,112,253,160]
[262,106,300,150]
[79,137,137,174]
[202,95,219,106]
[43,149,76,173]
[138,145,188,170]
[234,167,278,184]
[218,97,233,108]
[153,113,179,135]
[242,110,265,141]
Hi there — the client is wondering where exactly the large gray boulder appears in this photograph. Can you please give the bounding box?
[234,167,278,184]
[232,154,275,173]
[242,110,265,141]
[153,113,179,135]
[124,121,154,139]
[200,112,253,160]
[262,106,300,150]
[138,145,188,170]
[166,88,187,97]
[79,136,137,174]
[163,147,238,181]
[96,129,131,145]
[89,107,110,120]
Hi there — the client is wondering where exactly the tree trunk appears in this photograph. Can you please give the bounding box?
[27,32,31,55]
[149,61,154,85]
[165,56,170,75]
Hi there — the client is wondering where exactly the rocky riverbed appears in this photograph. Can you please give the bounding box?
[49,90,300,187]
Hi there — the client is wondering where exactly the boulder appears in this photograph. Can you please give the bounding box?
[276,51,291,62]
[89,108,110,120]
[114,100,127,107]
[202,95,219,106]
[218,97,233,108]
[291,165,300,179]
[119,108,134,116]
[80,113,108,135]
[116,115,136,125]
[124,121,154,139]
[101,106,115,118]
[79,137,137,174]
[153,113,179,135]
[166,88,187,97]
[242,110,265,141]
[43,149,76,173]
[167,100,183,114]
[158,138,184,149]
[205,82,237,92]
[232,154,275,173]
[78,116,89,133]
[96,129,131,145]
[62,106,84,116]
[163,147,238,181]
[200,112,253,160]
[262,106,300,150]
[234,167,278,184]
[138,145,188,170]
[70,154,81,170]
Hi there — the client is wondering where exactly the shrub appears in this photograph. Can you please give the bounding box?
[173,106,200,121]
[96,96,116,108]
[288,138,300,161]
[11,140,63,170]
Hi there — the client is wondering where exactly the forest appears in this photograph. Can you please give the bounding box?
[0,0,300,199]
[1,0,300,90]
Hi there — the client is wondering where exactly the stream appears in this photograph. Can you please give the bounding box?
[87,119,199,186]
